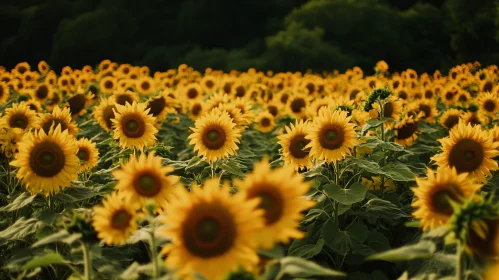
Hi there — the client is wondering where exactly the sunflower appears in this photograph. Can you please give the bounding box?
[66,91,92,116]
[75,138,99,172]
[439,109,462,130]
[408,99,438,123]
[92,192,139,245]
[231,82,247,98]
[392,116,420,147]
[205,92,230,112]
[10,125,79,196]
[113,152,178,211]
[287,93,309,119]
[441,89,456,106]
[30,83,53,103]
[480,79,495,93]
[215,103,248,128]
[305,108,358,162]
[182,83,204,101]
[136,76,156,95]
[111,89,139,106]
[200,75,217,92]
[94,98,117,132]
[37,106,79,136]
[460,111,483,127]
[477,91,498,117]
[235,158,315,249]
[395,88,410,101]
[38,61,49,75]
[0,103,38,130]
[432,122,499,182]
[232,97,255,125]
[456,90,472,105]
[21,100,42,113]
[372,97,402,128]
[277,120,313,170]
[307,97,333,118]
[146,92,175,122]
[188,109,241,163]
[188,100,205,120]
[411,167,480,231]
[254,111,275,133]
[14,62,30,75]
[0,127,24,158]
[99,76,116,94]
[160,178,264,280]
[111,102,158,151]
[0,82,9,104]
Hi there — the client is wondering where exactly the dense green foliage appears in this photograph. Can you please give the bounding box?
[1,0,499,73]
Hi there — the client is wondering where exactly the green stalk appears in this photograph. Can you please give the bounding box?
[456,242,463,280]
[81,242,92,280]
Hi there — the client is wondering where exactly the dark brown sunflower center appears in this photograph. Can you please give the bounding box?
[248,187,283,225]
[191,104,202,116]
[349,89,360,100]
[202,126,226,150]
[280,94,289,104]
[419,104,432,118]
[141,81,151,91]
[183,204,236,258]
[398,91,408,100]
[289,134,310,159]
[187,88,198,99]
[431,186,462,215]
[68,94,86,115]
[448,138,484,173]
[103,105,116,130]
[18,66,27,74]
[318,125,345,150]
[483,81,493,92]
[111,210,132,230]
[291,98,306,113]
[467,114,481,126]
[383,102,394,118]
[443,115,459,129]
[393,81,400,89]
[27,104,38,112]
[425,90,433,99]
[484,100,496,112]
[104,80,113,89]
[445,92,454,100]
[147,97,166,117]
[223,83,232,94]
[397,122,418,140]
[205,80,214,88]
[133,172,162,197]
[268,106,278,116]
[77,147,90,162]
[29,141,65,177]
[260,117,271,127]
[116,94,133,106]
[235,86,245,97]
[9,113,28,129]
[458,94,468,102]
[36,85,49,99]
[42,119,68,134]
[121,114,146,138]
[306,83,315,94]
[0,86,3,97]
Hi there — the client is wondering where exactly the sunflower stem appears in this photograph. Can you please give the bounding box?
[149,224,159,279]
[456,241,463,280]
[210,161,216,178]
[334,160,340,224]
[81,242,92,280]
[377,100,385,141]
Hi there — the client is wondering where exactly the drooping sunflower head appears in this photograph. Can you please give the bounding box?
[37,106,79,136]
[75,138,99,172]
[305,108,358,162]
[254,111,275,133]
[66,91,92,117]
[160,178,264,280]
[111,102,158,151]
[188,110,241,163]
[432,121,499,183]
[278,120,313,170]
[411,167,480,231]
[392,115,420,147]
[439,108,463,130]
[235,158,315,249]
[10,125,79,196]
[94,98,117,132]
[38,60,50,75]
[113,152,178,211]
[0,103,38,130]
[92,191,139,245]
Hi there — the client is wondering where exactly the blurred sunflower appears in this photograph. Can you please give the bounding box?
[30,83,53,103]
[255,111,275,133]
[412,167,480,231]
[188,110,241,163]
[112,90,139,106]
[432,122,499,182]
[477,91,498,117]
[136,76,156,95]
[439,109,462,130]
[10,125,79,196]
[94,98,117,132]
[287,92,309,119]
[111,102,158,150]
[393,116,420,147]
[277,120,312,170]
[75,138,99,172]
[92,192,139,245]
[146,92,175,122]
[113,152,178,211]
[188,101,205,120]
[0,103,38,130]
[305,108,358,162]
[160,178,264,280]
[0,83,9,104]
[37,106,79,136]
[235,158,315,249]
[38,61,50,75]
[100,76,117,94]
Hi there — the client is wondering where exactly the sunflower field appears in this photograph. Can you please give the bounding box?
[1,60,499,280]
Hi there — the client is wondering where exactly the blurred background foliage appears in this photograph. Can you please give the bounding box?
[0,0,498,74]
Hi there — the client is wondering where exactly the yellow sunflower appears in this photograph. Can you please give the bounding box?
[112,102,158,150]
[305,108,358,162]
[277,120,313,170]
[37,106,79,136]
[146,92,176,122]
[38,60,50,75]
[200,75,217,92]
[113,152,178,210]
[477,91,498,117]
[484,262,499,280]
[188,110,241,163]
[94,98,117,132]
[99,76,117,94]
[66,90,93,117]
[160,178,264,280]
[235,158,315,249]
[440,88,456,106]
[408,99,438,123]
[136,76,156,95]
[214,103,248,129]
[205,92,230,112]
[286,92,309,119]
[111,89,139,106]
[392,116,420,147]
[460,111,483,127]
[0,103,38,130]
[480,79,495,93]
[411,167,480,231]
[92,191,139,245]
[254,111,275,133]
[10,125,79,196]
[75,138,99,172]
[0,82,9,104]
[0,127,24,158]
[432,122,499,182]
[30,82,53,103]
[439,109,462,130]
[188,100,205,120]
[232,97,255,125]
